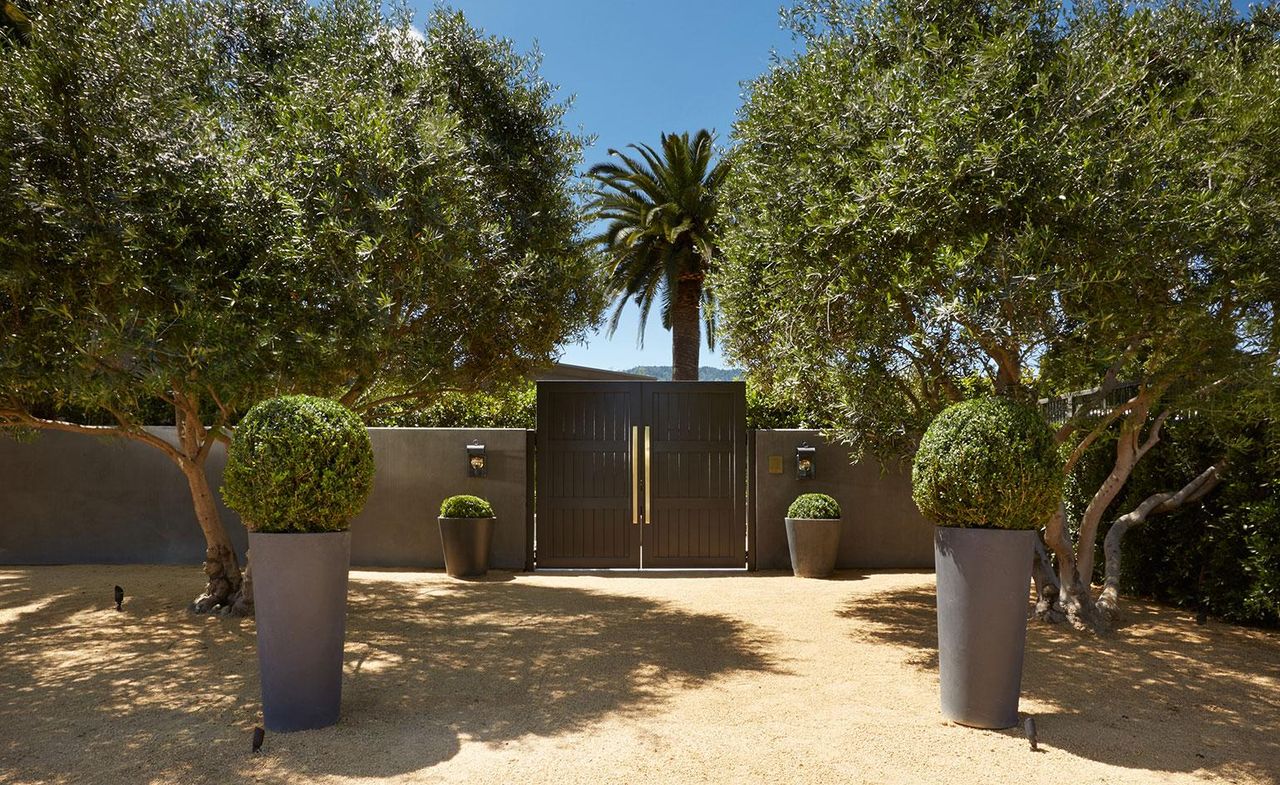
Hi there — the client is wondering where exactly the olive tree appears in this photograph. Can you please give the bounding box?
[718,0,1280,627]
[0,0,601,614]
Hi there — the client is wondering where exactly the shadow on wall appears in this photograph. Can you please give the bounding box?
[0,567,782,784]
[838,586,1280,781]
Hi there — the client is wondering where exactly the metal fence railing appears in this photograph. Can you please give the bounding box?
[1040,381,1140,424]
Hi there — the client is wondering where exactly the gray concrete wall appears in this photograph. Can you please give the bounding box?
[2,426,928,571]
[0,427,531,570]
[0,428,244,565]
[754,430,934,570]
[354,428,530,570]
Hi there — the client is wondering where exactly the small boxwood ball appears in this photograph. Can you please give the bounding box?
[912,397,1062,530]
[222,395,375,533]
[787,493,841,520]
[440,495,495,519]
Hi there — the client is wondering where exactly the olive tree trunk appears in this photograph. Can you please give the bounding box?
[1036,504,1094,627]
[1035,392,1192,632]
[182,457,251,615]
[1074,402,1162,582]
[1096,462,1224,625]
[671,276,702,381]
[173,397,251,616]
[0,396,251,616]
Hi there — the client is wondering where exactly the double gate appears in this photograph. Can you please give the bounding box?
[535,381,746,569]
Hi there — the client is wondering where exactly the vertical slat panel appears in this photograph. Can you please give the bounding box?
[642,382,746,568]
[536,382,641,568]
[538,381,743,569]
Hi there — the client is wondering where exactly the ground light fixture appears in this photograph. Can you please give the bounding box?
[796,442,816,479]
[467,442,487,477]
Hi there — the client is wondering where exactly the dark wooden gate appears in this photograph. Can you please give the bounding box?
[536,381,746,569]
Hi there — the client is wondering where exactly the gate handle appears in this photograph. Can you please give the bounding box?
[644,426,652,525]
[631,425,639,525]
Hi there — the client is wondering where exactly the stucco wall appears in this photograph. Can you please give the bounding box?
[0,428,531,569]
[2,426,928,571]
[753,430,934,570]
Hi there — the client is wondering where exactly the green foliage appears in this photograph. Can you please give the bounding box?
[912,398,1063,530]
[787,493,841,520]
[0,0,601,436]
[587,130,730,378]
[440,495,495,519]
[222,396,375,533]
[745,379,831,429]
[0,0,601,582]
[368,383,536,429]
[1069,399,1280,626]
[718,0,1280,461]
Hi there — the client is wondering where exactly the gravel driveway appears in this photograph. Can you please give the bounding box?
[1,566,1276,784]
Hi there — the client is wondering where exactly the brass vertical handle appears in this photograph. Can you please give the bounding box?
[644,426,652,525]
[631,425,639,525]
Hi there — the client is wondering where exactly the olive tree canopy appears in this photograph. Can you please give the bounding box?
[0,0,602,613]
[719,0,1280,626]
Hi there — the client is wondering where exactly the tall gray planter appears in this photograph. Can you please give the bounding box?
[439,517,495,578]
[785,518,841,578]
[934,526,1035,729]
[250,531,351,733]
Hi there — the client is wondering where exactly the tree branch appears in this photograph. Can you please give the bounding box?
[0,406,185,464]
[340,374,373,409]
[1135,409,1171,461]
[894,297,964,403]
[1061,386,1151,473]
[952,312,1021,391]
[353,385,471,414]
[1097,460,1227,624]
[1040,503,1094,628]
[1053,340,1143,444]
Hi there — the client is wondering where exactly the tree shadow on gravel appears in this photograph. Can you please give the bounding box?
[0,568,782,784]
[838,585,1280,781]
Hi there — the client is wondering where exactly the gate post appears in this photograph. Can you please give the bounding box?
[747,428,758,571]
[525,429,535,571]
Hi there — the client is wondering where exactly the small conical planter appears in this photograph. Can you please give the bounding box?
[934,526,1035,729]
[439,517,495,578]
[250,530,351,733]
[785,517,841,578]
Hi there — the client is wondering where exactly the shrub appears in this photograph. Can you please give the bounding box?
[440,494,494,519]
[367,383,536,428]
[1071,413,1280,626]
[912,397,1062,530]
[222,395,375,533]
[745,380,831,429]
[787,493,841,519]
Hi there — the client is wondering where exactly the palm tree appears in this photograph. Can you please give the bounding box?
[588,130,730,381]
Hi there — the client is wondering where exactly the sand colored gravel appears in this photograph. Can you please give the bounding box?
[0,565,1277,785]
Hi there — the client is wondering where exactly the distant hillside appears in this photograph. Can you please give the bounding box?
[624,366,744,381]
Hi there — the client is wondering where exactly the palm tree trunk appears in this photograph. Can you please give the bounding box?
[671,277,702,381]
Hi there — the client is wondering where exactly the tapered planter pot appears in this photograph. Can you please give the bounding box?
[785,518,841,578]
[250,530,351,733]
[439,517,495,578]
[934,526,1035,729]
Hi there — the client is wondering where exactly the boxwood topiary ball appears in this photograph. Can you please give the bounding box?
[222,395,375,533]
[440,494,495,519]
[787,492,841,520]
[912,397,1062,530]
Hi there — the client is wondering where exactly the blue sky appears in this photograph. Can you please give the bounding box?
[412,1,799,370]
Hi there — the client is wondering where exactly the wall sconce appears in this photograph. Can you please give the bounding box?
[796,442,816,480]
[467,442,487,477]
